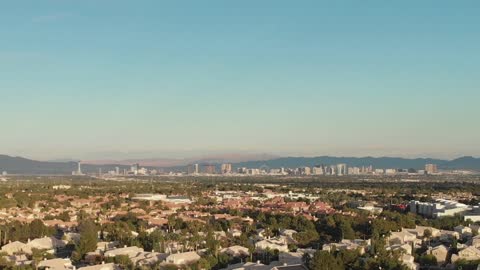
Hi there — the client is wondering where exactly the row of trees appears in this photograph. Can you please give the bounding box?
[0,219,55,245]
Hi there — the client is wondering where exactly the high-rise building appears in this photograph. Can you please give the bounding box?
[348,167,361,175]
[425,164,438,174]
[203,164,216,174]
[115,167,120,175]
[237,167,247,174]
[187,164,200,174]
[313,166,324,175]
[77,161,83,175]
[194,164,199,174]
[337,164,347,176]
[247,168,260,175]
[299,167,311,175]
[131,163,140,175]
[221,163,233,174]
[361,165,374,174]
[327,165,336,175]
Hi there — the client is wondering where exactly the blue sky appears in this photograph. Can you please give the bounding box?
[1,1,479,160]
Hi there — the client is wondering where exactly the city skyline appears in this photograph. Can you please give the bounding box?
[1,1,479,160]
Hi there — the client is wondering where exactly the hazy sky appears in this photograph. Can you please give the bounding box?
[1,1,479,160]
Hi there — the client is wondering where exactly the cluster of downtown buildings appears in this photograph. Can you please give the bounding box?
[73,160,446,177]
[182,163,441,176]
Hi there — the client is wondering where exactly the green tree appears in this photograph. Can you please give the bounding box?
[29,219,48,239]
[418,254,437,266]
[57,211,71,222]
[197,258,211,270]
[72,219,98,262]
[114,255,134,269]
[310,251,343,270]
[339,221,355,240]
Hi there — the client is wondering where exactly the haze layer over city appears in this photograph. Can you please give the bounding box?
[1,1,479,270]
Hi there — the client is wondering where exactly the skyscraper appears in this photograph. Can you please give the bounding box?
[187,164,200,174]
[77,161,82,175]
[203,165,216,174]
[299,167,311,175]
[194,164,199,174]
[221,163,232,174]
[312,166,324,175]
[425,164,438,174]
[131,163,140,175]
[337,164,347,176]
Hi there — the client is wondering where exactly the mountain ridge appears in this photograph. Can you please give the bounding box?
[1,154,479,174]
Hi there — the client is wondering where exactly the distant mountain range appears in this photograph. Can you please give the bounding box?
[84,153,278,167]
[233,156,480,171]
[0,155,134,175]
[0,154,479,175]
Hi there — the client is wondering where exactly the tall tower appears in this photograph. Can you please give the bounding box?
[337,164,347,176]
[203,164,216,174]
[194,164,199,174]
[77,161,82,175]
[425,164,438,174]
[131,163,140,175]
[221,163,232,174]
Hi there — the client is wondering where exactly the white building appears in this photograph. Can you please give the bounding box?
[221,164,233,174]
[323,239,371,255]
[312,166,324,175]
[132,194,192,204]
[37,258,74,270]
[336,164,347,176]
[410,199,471,218]
[78,263,119,270]
[299,167,311,175]
[104,246,144,259]
[221,245,250,257]
[428,245,449,265]
[452,246,480,262]
[1,241,32,255]
[165,251,201,265]
[255,238,289,252]
[357,203,383,214]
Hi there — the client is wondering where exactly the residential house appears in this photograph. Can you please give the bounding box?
[400,254,419,270]
[255,238,289,253]
[3,254,32,267]
[27,237,66,253]
[279,229,297,244]
[221,246,250,257]
[278,252,304,265]
[77,263,120,270]
[439,230,460,241]
[469,235,480,248]
[104,246,144,259]
[1,241,32,255]
[454,225,473,238]
[452,246,480,262]
[428,245,449,265]
[131,252,168,266]
[271,265,308,270]
[405,226,440,238]
[388,229,418,246]
[37,258,75,270]
[165,251,201,265]
[323,239,371,255]
[386,244,412,255]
